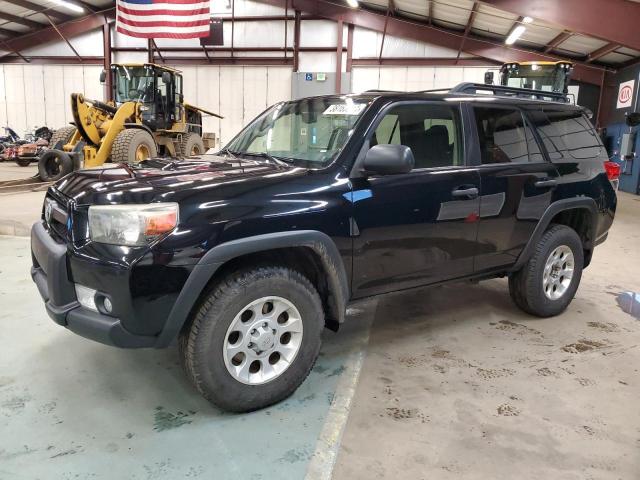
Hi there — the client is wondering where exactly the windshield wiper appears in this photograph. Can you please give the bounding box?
[218,147,239,159]
[240,152,292,167]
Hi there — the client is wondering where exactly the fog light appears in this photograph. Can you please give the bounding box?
[103,297,113,314]
[75,284,97,312]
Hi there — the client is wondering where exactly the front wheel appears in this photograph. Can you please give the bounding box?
[509,225,584,317]
[179,266,324,412]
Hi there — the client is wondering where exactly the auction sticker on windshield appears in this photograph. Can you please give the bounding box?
[323,103,366,116]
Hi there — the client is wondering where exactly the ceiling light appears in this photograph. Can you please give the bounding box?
[346,0,359,7]
[51,0,84,13]
[522,16,534,24]
[505,25,526,45]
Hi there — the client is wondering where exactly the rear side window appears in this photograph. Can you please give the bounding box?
[473,107,531,164]
[541,109,602,160]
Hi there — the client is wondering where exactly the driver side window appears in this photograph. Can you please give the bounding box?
[371,103,463,169]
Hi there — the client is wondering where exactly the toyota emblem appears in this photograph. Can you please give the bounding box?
[44,200,53,224]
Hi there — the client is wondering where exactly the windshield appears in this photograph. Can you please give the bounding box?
[503,65,566,92]
[114,66,155,104]
[225,97,371,168]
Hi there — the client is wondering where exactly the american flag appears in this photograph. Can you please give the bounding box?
[116,0,211,39]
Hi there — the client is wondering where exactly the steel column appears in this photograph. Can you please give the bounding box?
[335,18,343,94]
[103,21,111,101]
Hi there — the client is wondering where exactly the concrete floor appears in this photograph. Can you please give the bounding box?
[334,192,640,480]
[0,167,638,479]
[0,163,43,236]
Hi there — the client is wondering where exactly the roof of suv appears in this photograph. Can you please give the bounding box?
[299,84,584,111]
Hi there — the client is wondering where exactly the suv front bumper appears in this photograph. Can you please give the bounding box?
[30,221,156,348]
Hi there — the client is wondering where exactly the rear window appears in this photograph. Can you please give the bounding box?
[531,109,602,160]
[473,107,530,164]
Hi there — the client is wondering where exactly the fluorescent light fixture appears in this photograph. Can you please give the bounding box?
[51,0,84,13]
[505,25,526,45]
[522,16,534,23]
[346,0,359,7]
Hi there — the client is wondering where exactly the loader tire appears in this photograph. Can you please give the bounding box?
[49,126,77,150]
[112,129,157,164]
[179,132,205,157]
[38,150,73,182]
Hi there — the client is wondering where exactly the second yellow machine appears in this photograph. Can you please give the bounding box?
[39,63,222,181]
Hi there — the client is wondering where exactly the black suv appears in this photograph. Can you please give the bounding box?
[31,84,616,412]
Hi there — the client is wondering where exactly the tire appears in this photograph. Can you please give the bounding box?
[179,266,324,412]
[509,225,584,317]
[49,126,76,150]
[111,129,157,164]
[16,157,32,167]
[38,149,73,181]
[178,132,205,157]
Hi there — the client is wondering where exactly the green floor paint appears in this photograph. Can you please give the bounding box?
[0,236,368,480]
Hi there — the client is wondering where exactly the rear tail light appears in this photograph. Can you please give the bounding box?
[604,161,620,181]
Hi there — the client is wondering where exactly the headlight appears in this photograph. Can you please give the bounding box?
[88,203,179,246]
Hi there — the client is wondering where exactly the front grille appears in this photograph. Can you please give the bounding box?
[44,192,70,243]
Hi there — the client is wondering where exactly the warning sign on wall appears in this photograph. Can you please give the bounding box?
[616,79,635,109]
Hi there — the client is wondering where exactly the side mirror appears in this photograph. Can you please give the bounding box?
[162,71,172,85]
[484,71,494,85]
[626,112,640,127]
[363,144,414,175]
[99,70,106,83]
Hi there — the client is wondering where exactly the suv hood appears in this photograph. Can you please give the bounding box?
[54,155,302,205]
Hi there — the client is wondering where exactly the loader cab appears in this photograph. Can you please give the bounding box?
[498,61,573,93]
[103,63,183,131]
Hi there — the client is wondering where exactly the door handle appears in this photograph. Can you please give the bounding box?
[451,186,479,199]
[534,179,558,188]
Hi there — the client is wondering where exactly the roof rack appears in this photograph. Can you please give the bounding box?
[447,82,570,103]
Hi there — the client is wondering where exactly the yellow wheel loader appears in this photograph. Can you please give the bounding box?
[482,61,574,102]
[39,63,222,181]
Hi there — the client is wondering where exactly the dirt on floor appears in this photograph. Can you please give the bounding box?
[333,192,640,480]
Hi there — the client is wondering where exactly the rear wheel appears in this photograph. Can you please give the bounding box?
[111,129,157,164]
[49,126,76,150]
[509,225,584,317]
[179,132,205,157]
[179,266,324,412]
[16,157,32,167]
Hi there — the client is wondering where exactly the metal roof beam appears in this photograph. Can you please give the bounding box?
[544,31,571,53]
[456,2,479,62]
[587,42,620,63]
[1,0,73,22]
[0,27,19,38]
[0,9,114,59]
[0,11,44,29]
[252,0,605,85]
[479,0,640,52]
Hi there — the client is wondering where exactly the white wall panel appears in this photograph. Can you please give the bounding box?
[4,65,27,135]
[43,66,66,130]
[22,29,103,57]
[196,66,221,139]
[219,67,245,143]
[266,67,292,105]
[62,66,85,124]
[83,66,104,101]
[0,66,7,128]
[379,67,408,91]
[406,67,436,91]
[433,67,465,88]
[351,66,493,94]
[300,20,338,47]
[298,52,335,73]
[352,67,379,94]
[24,65,46,130]
[243,66,268,123]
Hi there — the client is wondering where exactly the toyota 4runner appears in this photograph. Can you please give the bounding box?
[31,83,617,412]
